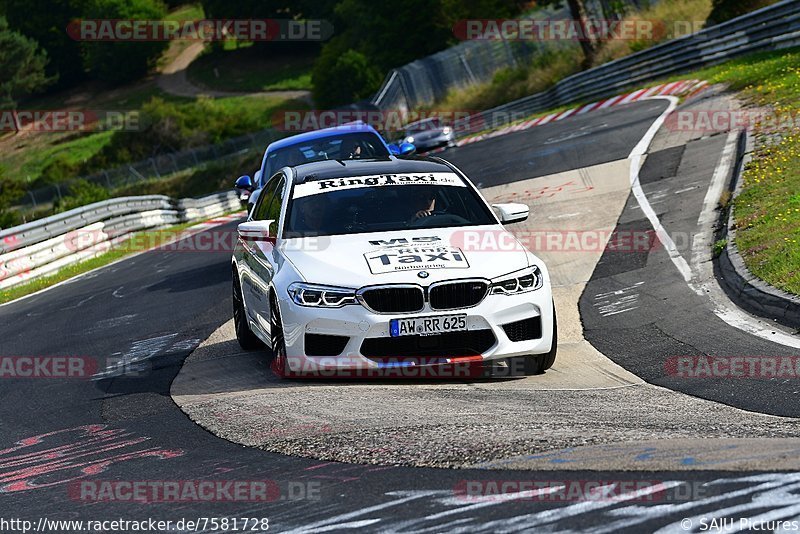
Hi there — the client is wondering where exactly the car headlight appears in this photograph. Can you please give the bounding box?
[405,136,414,143]
[442,126,452,135]
[490,266,544,295]
[287,282,357,307]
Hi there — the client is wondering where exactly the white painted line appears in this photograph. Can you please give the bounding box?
[689,129,800,349]
[631,99,800,348]
[628,96,694,282]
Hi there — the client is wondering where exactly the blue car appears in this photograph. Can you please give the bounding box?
[234,122,415,212]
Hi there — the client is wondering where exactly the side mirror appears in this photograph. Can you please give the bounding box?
[399,142,416,156]
[235,175,255,192]
[387,143,400,155]
[238,220,276,243]
[492,203,529,224]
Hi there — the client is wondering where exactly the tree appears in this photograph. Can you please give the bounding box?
[537,0,602,68]
[707,0,775,25]
[0,0,87,89]
[309,0,527,108]
[312,45,382,108]
[80,0,168,84]
[0,16,53,112]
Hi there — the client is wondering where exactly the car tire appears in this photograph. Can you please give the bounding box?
[540,308,558,371]
[269,295,291,378]
[493,305,558,377]
[233,273,264,350]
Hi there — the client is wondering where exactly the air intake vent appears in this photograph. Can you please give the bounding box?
[305,334,349,356]
[502,317,542,342]
[361,329,496,358]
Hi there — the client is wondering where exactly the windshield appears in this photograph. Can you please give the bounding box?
[283,172,496,238]
[405,118,441,135]
[263,132,389,185]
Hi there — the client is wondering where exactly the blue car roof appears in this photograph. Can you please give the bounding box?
[267,122,388,152]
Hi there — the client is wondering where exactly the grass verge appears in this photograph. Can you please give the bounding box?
[684,49,800,295]
[187,45,316,92]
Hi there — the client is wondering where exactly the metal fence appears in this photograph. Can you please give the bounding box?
[16,129,279,212]
[373,0,800,136]
[455,0,800,134]
[372,5,571,112]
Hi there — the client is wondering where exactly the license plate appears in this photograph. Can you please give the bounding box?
[390,314,467,337]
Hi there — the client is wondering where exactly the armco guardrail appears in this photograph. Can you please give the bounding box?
[0,191,241,291]
[371,0,800,134]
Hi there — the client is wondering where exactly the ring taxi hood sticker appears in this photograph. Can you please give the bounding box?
[292,172,466,199]
[364,243,470,274]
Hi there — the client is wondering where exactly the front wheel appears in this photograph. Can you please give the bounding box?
[233,273,264,350]
[269,296,291,378]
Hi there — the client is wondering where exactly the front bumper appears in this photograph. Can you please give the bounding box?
[277,285,554,374]
[411,132,456,151]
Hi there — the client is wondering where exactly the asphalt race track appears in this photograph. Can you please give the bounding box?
[3,94,800,532]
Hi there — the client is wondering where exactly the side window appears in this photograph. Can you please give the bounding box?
[253,176,280,221]
[265,177,286,226]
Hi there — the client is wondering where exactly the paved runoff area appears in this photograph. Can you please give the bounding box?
[172,135,800,471]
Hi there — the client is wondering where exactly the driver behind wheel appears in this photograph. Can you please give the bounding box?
[410,189,437,221]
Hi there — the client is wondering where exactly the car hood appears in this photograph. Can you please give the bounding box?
[279,225,535,288]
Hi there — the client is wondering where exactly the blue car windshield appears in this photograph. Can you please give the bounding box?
[262,132,389,185]
[283,173,497,238]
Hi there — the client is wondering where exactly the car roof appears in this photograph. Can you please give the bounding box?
[267,122,386,152]
[406,117,440,128]
[291,156,456,184]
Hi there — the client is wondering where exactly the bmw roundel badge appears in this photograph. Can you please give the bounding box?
[418,271,429,279]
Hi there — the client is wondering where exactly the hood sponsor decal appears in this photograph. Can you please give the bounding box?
[293,172,466,198]
[368,236,441,246]
[364,244,470,274]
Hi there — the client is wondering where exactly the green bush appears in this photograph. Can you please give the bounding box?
[80,0,169,84]
[54,179,110,213]
[84,96,264,170]
[38,154,83,185]
[312,44,382,108]
[0,169,24,229]
[707,0,778,24]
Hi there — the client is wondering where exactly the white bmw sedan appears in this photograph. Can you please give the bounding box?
[232,156,556,378]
